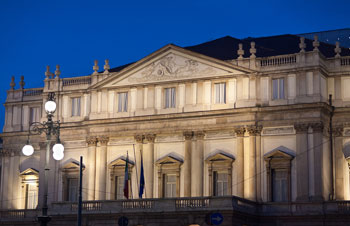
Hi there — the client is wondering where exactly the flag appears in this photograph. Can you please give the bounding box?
[123,152,129,199]
[139,152,145,199]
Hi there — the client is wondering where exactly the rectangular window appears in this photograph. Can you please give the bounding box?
[164,174,176,198]
[68,178,78,202]
[71,97,81,116]
[29,107,40,123]
[272,78,285,99]
[213,171,228,196]
[164,88,176,108]
[26,184,38,209]
[115,176,125,200]
[118,92,128,112]
[272,169,288,202]
[215,83,226,104]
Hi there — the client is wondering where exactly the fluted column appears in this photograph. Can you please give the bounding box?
[191,131,204,197]
[144,134,155,198]
[334,127,345,200]
[86,136,97,200]
[295,123,309,201]
[234,127,245,198]
[183,131,193,197]
[95,136,109,200]
[134,134,144,199]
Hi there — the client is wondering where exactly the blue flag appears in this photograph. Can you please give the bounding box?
[139,153,145,198]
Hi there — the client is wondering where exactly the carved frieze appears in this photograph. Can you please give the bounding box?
[262,126,295,136]
[126,53,228,83]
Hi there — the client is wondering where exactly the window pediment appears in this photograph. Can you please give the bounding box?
[205,152,235,164]
[20,168,39,176]
[61,160,85,173]
[108,156,134,170]
[156,155,183,168]
[264,150,294,161]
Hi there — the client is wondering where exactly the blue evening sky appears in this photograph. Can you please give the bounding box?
[1,0,349,131]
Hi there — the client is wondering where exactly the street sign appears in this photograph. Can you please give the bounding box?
[118,216,128,226]
[210,212,223,225]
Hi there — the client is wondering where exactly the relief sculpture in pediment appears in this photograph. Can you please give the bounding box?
[128,53,225,83]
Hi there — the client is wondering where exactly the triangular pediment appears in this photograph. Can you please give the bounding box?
[20,168,39,176]
[108,156,134,169]
[264,150,294,160]
[156,155,183,166]
[206,152,235,163]
[92,44,253,89]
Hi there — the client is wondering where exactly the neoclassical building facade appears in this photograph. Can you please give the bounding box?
[2,34,350,225]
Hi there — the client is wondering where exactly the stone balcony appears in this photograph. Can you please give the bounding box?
[1,196,350,225]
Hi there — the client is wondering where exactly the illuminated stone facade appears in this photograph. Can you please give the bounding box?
[2,34,350,225]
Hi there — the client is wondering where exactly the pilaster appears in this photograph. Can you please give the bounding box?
[95,136,109,200]
[234,127,245,198]
[191,131,204,197]
[183,131,193,197]
[134,134,144,198]
[86,136,97,200]
[144,134,156,198]
[294,123,309,201]
[334,126,345,200]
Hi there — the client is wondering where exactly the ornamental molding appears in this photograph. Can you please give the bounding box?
[98,136,109,145]
[86,136,97,146]
[183,131,193,140]
[247,125,263,136]
[127,53,227,83]
[134,134,144,143]
[294,123,309,134]
[262,126,295,136]
[233,127,246,137]
[145,134,156,143]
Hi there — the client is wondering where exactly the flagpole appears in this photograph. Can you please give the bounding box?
[133,144,139,195]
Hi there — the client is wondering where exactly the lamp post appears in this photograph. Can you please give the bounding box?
[22,92,64,226]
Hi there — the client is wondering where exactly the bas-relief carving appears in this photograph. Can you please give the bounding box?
[344,128,350,136]
[120,53,229,85]
[262,127,295,135]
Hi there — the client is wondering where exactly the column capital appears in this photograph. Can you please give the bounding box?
[86,136,97,147]
[194,131,205,139]
[145,134,156,143]
[134,134,144,143]
[309,122,324,133]
[294,123,309,134]
[234,127,246,137]
[0,149,11,157]
[183,131,193,140]
[333,126,344,137]
[97,136,109,145]
[247,125,263,136]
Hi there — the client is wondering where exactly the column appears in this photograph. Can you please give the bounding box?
[1,151,10,208]
[143,134,155,198]
[134,134,144,198]
[246,126,258,201]
[191,131,204,197]
[311,122,325,201]
[255,126,262,202]
[95,136,109,200]
[183,131,193,197]
[234,127,245,198]
[86,137,97,200]
[295,123,309,201]
[334,127,345,200]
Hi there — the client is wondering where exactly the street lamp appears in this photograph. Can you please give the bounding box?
[22,92,64,226]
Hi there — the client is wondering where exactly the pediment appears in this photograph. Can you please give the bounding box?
[108,156,134,169]
[20,168,39,176]
[206,152,235,163]
[61,160,85,172]
[93,45,253,89]
[264,150,294,160]
[156,155,183,166]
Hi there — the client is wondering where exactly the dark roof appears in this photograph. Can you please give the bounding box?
[108,34,350,72]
